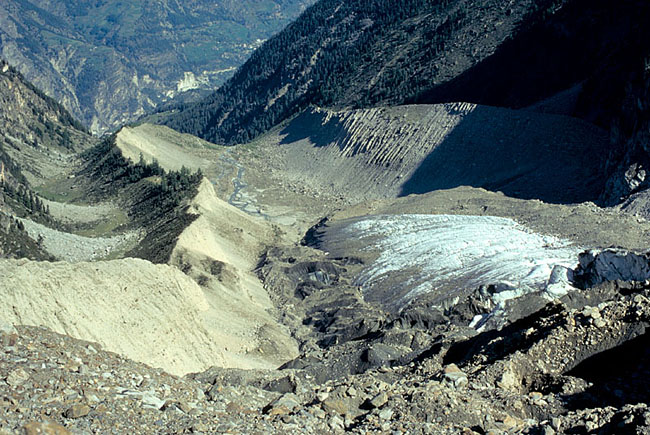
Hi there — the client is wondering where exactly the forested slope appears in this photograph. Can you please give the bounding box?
[162,0,650,154]
[161,0,549,144]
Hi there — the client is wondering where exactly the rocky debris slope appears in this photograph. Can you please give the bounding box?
[3,254,650,433]
[0,325,228,434]
[18,217,138,262]
[257,104,608,204]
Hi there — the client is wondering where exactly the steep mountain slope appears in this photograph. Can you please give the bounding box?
[599,57,650,206]
[161,0,650,146]
[160,0,547,144]
[160,0,650,208]
[410,0,650,204]
[0,60,90,183]
[0,59,95,259]
[239,103,609,204]
[415,0,650,118]
[0,0,314,133]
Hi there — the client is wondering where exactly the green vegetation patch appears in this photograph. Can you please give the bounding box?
[74,209,128,237]
[34,177,88,204]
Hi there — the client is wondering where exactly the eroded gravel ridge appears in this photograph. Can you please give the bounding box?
[259,104,608,204]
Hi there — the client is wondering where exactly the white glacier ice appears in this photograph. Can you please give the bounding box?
[340,214,582,310]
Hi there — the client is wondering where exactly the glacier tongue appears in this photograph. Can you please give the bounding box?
[341,214,582,310]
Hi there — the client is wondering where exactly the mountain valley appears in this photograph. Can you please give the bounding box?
[3,0,650,434]
[0,0,315,134]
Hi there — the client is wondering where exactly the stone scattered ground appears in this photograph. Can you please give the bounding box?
[3,271,650,434]
[18,218,139,262]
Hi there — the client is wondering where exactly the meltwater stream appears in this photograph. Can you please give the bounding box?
[213,150,269,220]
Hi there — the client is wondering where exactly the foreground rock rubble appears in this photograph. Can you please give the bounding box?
[3,248,650,433]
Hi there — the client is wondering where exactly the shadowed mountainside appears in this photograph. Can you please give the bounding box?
[399,104,608,203]
[413,0,650,123]
[158,0,650,207]
[257,104,608,204]
[160,0,549,144]
[160,0,647,149]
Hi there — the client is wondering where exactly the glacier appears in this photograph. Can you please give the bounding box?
[339,214,582,311]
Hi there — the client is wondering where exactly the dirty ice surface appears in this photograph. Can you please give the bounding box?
[342,214,582,310]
